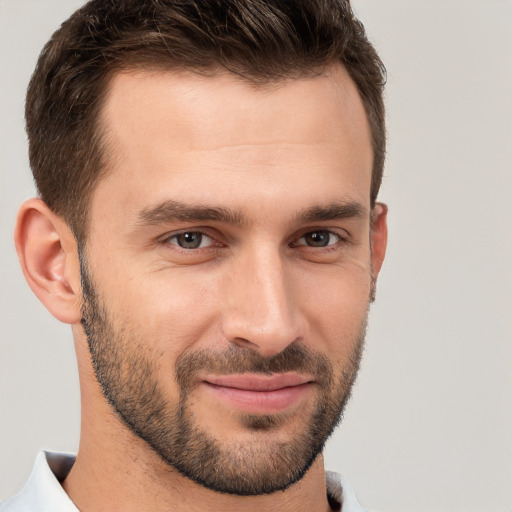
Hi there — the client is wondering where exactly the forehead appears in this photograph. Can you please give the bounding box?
[101,65,370,154]
[92,65,372,226]
[103,64,369,143]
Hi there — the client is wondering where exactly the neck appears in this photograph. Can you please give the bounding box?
[63,427,331,512]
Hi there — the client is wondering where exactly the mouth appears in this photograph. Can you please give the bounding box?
[202,373,315,414]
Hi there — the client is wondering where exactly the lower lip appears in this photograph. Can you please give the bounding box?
[202,382,313,414]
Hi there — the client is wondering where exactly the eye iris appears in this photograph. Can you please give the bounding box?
[305,231,330,247]
[177,232,202,249]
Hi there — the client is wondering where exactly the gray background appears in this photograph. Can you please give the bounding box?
[1,1,511,511]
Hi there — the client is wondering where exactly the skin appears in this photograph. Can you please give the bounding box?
[15,64,387,512]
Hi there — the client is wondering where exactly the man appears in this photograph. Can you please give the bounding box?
[1,0,387,510]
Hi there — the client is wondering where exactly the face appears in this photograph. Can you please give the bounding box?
[80,65,382,495]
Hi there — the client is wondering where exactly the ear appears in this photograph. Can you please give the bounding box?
[14,198,82,324]
[370,202,388,280]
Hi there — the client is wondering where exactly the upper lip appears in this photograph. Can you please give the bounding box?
[203,373,313,391]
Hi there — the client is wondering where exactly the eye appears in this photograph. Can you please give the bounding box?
[294,230,341,248]
[167,231,214,249]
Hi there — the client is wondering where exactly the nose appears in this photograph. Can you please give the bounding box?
[220,247,307,357]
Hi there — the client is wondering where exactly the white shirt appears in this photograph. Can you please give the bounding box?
[0,451,370,512]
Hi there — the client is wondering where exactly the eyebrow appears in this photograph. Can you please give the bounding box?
[137,200,245,227]
[136,199,367,229]
[294,201,368,224]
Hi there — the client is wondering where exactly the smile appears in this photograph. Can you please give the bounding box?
[202,373,314,414]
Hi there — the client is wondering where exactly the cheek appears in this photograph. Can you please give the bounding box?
[297,261,371,352]
[112,269,223,356]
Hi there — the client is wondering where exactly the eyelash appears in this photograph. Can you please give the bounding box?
[291,230,345,250]
[161,230,221,251]
[160,229,348,252]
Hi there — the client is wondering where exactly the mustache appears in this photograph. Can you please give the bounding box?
[175,343,334,391]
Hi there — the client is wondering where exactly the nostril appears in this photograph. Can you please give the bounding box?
[232,337,258,350]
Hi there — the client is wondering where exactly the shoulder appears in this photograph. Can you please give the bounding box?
[0,451,77,512]
[326,470,373,512]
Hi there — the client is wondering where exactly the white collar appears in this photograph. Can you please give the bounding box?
[0,451,78,511]
[1,451,370,512]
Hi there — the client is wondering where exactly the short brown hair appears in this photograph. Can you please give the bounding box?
[26,0,386,241]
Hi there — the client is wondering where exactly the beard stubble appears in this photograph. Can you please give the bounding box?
[79,253,367,496]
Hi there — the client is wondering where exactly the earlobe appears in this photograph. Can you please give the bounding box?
[14,198,82,324]
[370,202,388,281]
